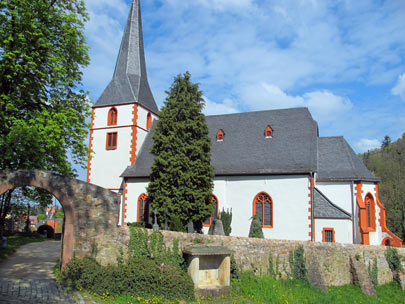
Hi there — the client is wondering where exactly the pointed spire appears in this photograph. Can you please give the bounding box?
[95,0,158,112]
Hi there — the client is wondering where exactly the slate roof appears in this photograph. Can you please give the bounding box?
[314,188,351,219]
[94,0,158,112]
[317,137,379,182]
[121,108,319,177]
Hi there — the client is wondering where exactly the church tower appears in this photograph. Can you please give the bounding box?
[86,0,157,191]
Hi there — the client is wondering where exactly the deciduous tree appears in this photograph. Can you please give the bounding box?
[0,0,90,237]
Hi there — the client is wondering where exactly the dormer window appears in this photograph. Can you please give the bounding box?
[108,108,117,126]
[216,129,224,141]
[265,125,273,138]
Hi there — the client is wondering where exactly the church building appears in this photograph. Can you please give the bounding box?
[86,0,402,247]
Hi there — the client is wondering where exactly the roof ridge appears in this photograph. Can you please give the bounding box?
[206,107,310,118]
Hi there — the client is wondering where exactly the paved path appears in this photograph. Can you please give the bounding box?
[0,241,96,304]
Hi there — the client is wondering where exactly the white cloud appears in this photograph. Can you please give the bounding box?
[391,73,405,101]
[239,83,352,123]
[195,0,254,11]
[203,96,239,116]
[356,138,380,153]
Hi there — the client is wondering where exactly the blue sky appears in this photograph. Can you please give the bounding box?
[77,0,405,180]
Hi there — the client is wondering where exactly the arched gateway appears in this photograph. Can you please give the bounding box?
[0,170,120,268]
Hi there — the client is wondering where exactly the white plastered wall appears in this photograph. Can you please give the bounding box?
[315,182,353,214]
[315,219,353,244]
[89,104,135,189]
[125,178,150,224]
[125,175,311,241]
[361,182,383,246]
[136,106,157,156]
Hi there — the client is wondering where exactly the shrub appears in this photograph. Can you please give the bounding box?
[368,257,378,288]
[249,215,263,238]
[61,257,194,301]
[127,222,145,228]
[385,246,402,272]
[289,245,307,281]
[219,208,232,236]
[230,254,240,280]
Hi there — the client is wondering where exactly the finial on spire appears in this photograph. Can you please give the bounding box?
[95,0,157,112]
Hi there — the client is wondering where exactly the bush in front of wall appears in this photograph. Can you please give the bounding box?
[368,257,378,288]
[219,208,232,236]
[289,245,307,281]
[61,257,195,301]
[385,246,402,272]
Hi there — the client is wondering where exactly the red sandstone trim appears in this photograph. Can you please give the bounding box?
[374,184,402,247]
[91,124,149,132]
[137,193,148,222]
[355,183,368,244]
[107,107,118,126]
[92,102,158,116]
[86,109,95,183]
[322,227,335,243]
[252,192,273,228]
[129,105,139,165]
[308,177,314,240]
[123,182,128,225]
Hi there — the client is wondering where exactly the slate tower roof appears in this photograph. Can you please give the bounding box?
[94,0,158,112]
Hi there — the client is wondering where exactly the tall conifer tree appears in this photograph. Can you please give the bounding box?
[147,72,214,231]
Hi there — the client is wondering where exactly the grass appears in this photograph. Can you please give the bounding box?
[0,235,47,264]
[71,272,405,304]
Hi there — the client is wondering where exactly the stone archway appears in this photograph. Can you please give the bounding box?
[0,170,120,268]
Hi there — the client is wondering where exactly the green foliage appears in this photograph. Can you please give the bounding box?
[0,0,91,237]
[230,255,240,280]
[360,134,405,240]
[385,246,402,272]
[230,272,405,304]
[61,257,195,301]
[128,227,149,259]
[147,72,214,230]
[368,257,379,288]
[56,211,64,219]
[37,213,45,221]
[219,208,232,236]
[170,216,185,232]
[289,245,307,281]
[128,227,185,270]
[268,254,275,278]
[250,215,263,238]
[126,222,145,228]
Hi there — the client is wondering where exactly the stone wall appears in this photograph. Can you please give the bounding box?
[95,227,405,287]
[0,170,121,268]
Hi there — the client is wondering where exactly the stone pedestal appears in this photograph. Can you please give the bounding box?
[183,245,232,298]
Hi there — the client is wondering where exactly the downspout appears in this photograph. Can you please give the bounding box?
[351,180,355,244]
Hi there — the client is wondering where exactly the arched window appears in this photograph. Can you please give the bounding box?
[265,125,273,138]
[253,192,273,228]
[146,112,152,130]
[203,195,219,227]
[137,193,148,222]
[108,108,117,126]
[216,129,224,141]
[365,193,376,230]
